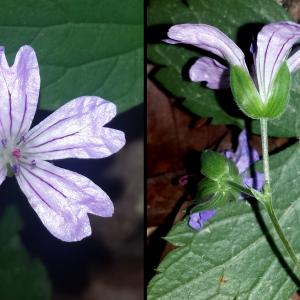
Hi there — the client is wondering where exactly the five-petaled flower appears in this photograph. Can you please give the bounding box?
[0,46,125,242]
[166,21,300,118]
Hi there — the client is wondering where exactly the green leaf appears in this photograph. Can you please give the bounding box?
[0,206,51,300]
[0,0,143,113]
[148,143,300,299]
[148,0,297,134]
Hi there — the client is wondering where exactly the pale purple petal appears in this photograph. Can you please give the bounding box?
[287,48,300,72]
[256,172,265,191]
[225,130,259,173]
[162,38,179,45]
[255,21,300,101]
[16,159,114,241]
[0,46,40,140]
[188,210,216,231]
[189,57,229,89]
[189,213,203,230]
[167,24,247,68]
[234,130,259,174]
[242,171,265,191]
[223,130,264,194]
[22,96,125,160]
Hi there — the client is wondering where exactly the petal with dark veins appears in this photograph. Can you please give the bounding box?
[23,96,125,160]
[255,22,300,101]
[17,159,114,242]
[0,46,40,140]
[167,24,247,68]
[189,57,229,89]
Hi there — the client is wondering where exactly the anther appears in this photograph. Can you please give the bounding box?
[1,139,7,148]
[18,135,25,144]
[31,159,36,169]
[12,164,19,176]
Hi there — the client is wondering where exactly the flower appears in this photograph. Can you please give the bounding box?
[166,22,300,117]
[178,175,189,186]
[0,46,125,242]
[188,209,216,231]
[223,130,264,192]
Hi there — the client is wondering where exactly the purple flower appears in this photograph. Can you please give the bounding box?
[188,209,216,231]
[166,22,300,102]
[179,175,189,186]
[223,130,264,192]
[0,46,125,242]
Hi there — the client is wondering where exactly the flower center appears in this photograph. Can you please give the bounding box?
[12,148,21,159]
[0,138,24,176]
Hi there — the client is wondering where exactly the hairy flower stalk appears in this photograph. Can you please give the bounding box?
[167,21,300,270]
[0,46,125,242]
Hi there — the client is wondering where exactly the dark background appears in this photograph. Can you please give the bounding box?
[1,103,144,300]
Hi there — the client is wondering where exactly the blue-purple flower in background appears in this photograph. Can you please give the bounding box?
[188,130,264,231]
[0,46,125,242]
[189,209,216,231]
[223,130,264,193]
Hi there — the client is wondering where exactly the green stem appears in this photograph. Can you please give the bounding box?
[260,119,271,197]
[260,118,300,271]
[226,180,254,197]
[265,202,300,270]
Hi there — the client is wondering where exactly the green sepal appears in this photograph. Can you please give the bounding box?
[230,66,264,119]
[191,178,240,211]
[230,63,291,119]
[263,62,291,119]
[201,150,240,181]
[196,178,219,200]
[193,151,243,210]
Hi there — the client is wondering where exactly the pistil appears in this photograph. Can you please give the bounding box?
[12,148,21,159]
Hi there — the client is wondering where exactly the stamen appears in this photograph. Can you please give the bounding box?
[12,164,19,176]
[18,135,25,144]
[12,148,21,159]
[1,139,7,148]
[31,159,36,169]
